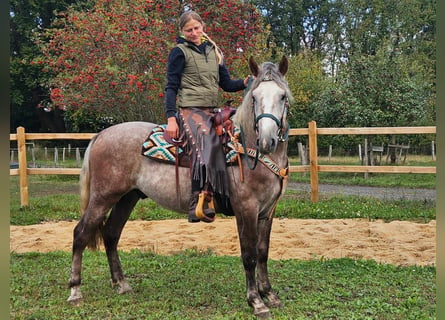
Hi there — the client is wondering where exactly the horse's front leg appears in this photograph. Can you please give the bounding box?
[236,214,270,318]
[257,217,282,308]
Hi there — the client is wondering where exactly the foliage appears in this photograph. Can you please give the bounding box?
[9,0,93,132]
[36,0,268,131]
[11,0,435,139]
[312,53,432,128]
[321,0,436,78]
[253,0,436,132]
[10,251,436,319]
[253,0,336,56]
[286,51,329,130]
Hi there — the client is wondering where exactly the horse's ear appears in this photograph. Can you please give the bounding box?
[278,56,288,76]
[249,56,259,77]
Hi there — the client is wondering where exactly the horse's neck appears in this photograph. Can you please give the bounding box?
[240,128,257,147]
[274,141,289,165]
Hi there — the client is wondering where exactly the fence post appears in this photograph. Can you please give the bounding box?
[308,121,319,202]
[54,147,58,167]
[17,126,29,207]
[76,148,81,167]
[432,141,436,161]
[364,139,369,179]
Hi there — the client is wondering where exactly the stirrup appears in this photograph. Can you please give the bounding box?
[195,191,215,222]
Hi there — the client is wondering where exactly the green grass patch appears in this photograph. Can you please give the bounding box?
[277,191,435,222]
[10,250,435,320]
[10,175,435,225]
[302,171,435,189]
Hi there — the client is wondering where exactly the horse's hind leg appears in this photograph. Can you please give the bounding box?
[257,216,282,309]
[68,201,113,305]
[102,190,141,295]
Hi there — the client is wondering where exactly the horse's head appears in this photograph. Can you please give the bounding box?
[247,56,292,154]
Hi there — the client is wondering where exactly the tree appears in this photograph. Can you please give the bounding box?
[10,0,92,132]
[36,0,268,132]
[253,0,306,55]
[322,0,435,80]
[285,51,328,129]
[309,50,433,154]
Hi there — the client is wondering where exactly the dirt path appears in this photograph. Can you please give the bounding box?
[10,218,435,266]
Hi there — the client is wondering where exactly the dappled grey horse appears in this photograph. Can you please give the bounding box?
[67,56,293,318]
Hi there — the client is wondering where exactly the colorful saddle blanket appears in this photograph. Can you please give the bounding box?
[141,125,183,163]
[142,124,238,165]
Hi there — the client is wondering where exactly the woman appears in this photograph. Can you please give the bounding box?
[164,10,251,223]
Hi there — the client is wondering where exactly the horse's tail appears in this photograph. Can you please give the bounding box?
[79,135,103,250]
[80,136,95,215]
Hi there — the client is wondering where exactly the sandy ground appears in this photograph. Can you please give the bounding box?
[10,218,435,267]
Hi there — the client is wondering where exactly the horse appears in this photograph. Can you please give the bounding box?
[67,56,293,318]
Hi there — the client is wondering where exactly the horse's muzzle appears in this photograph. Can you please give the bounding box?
[258,136,277,154]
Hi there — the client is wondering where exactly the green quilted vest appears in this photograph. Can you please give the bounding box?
[177,42,219,107]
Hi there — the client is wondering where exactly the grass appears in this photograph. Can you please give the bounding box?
[9,170,435,225]
[10,250,435,320]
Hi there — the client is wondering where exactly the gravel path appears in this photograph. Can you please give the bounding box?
[287,182,436,201]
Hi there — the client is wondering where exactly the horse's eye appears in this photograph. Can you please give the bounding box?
[281,95,286,101]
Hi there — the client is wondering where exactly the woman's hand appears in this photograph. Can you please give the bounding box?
[166,117,179,139]
[244,74,254,87]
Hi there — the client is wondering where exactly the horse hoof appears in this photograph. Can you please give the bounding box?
[255,309,271,319]
[266,296,283,309]
[117,281,133,295]
[67,286,83,305]
[67,297,82,306]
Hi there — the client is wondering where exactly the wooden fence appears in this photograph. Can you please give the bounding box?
[10,121,436,206]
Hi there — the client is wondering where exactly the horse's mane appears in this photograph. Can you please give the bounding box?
[232,61,293,135]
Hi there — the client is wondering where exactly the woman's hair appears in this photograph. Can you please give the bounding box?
[178,10,223,65]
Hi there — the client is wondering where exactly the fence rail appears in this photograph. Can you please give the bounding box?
[10,122,436,206]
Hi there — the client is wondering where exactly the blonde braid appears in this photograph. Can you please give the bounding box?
[202,32,223,65]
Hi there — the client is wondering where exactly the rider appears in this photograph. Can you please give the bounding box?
[164,10,251,223]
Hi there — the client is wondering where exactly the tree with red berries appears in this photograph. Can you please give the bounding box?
[36,0,269,131]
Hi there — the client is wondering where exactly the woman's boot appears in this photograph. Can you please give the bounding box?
[188,191,201,223]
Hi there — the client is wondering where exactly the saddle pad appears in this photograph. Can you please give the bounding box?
[141,125,181,163]
[142,125,238,165]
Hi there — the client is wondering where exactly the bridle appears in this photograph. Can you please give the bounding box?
[254,103,289,142]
